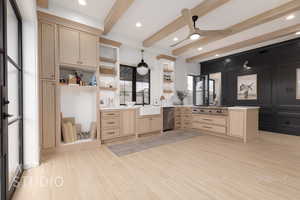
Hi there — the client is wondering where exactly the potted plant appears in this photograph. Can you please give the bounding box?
[176,90,188,105]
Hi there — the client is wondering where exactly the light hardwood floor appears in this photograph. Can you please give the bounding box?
[13,131,300,200]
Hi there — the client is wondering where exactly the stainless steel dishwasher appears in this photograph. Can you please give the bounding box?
[163,107,175,131]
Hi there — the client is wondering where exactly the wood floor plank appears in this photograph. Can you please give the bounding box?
[13,131,300,200]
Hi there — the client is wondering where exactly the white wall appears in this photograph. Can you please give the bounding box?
[118,44,201,105]
[119,45,163,104]
[174,58,200,105]
[16,0,39,169]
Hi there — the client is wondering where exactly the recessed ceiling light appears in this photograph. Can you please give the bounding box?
[78,0,87,6]
[286,14,295,20]
[173,37,179,41]
[136,22,142,28]
[215,54,219,57]
[198,47,203,51]
[296,31,300,35]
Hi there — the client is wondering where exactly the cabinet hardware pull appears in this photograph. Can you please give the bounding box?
[107,122,115,124]
[107,132,115,134]
[203,126,212,129]
[203,119,212,121]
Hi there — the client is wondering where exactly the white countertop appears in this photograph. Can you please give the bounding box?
[228,106,260,110]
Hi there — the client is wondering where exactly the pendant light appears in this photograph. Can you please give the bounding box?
[137,50,149,75]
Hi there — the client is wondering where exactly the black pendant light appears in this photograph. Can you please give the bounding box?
[137,50,149,75]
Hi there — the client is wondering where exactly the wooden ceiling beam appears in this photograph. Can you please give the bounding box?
[103,0,135,35]
[99,37,122,47]
[157,54,176,62]
[143,0,230,47]
[173,0,300,56]
[186,24,300,62]
[37,0,48,8]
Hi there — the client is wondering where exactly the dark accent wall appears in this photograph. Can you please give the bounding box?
[201,38,300,136]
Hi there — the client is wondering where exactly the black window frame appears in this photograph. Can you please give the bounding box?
[120,64,150,105]
[0,0,23,199]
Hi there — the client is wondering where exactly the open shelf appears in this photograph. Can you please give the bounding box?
[164,80,173,83]
[61,138,95,146]
[163,69,174,73]
[99,57,117,64]
[60,84,98,91]
[100,87,117,91]
[100,67,116,76]
[163,90,174,94]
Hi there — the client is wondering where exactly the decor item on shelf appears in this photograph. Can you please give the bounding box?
[89,122,97,139]
[90,75,97,86]
[61,117,79,143]
[137,49,149,75]
[297,68,300,99]
[176,90,188,105]
[68,74,77,85]
[237,74,257,100]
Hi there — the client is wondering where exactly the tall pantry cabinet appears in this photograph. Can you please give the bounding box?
[38,20,57,150]
[38,11,102,153]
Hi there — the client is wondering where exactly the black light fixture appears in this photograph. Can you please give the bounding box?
[137,50,149,75]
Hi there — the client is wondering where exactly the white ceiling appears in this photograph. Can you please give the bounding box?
[44,0,300,62]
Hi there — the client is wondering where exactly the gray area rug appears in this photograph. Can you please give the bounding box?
[107,131,202,156]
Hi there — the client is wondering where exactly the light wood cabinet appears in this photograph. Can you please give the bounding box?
[228,110,244,138]
[120,109,136,136]
[136,116,162,135]
[39,21,56,80]
[150,117,162,132]
[59,26,80,66]
[59,26,98,67]
[79,32,98,67]
[228,108,259,142]
[136,118,150,134]
[41,81,56,149]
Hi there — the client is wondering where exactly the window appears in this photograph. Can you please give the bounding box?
[120,65,150,105]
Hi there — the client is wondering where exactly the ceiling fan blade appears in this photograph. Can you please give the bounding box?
[182,8,195,33]
[170,36,190,47]
[195,29,232,36]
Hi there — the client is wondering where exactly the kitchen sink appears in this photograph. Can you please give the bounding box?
[139,106,161,116]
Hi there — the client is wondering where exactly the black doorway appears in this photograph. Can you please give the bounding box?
[0,0,23,199]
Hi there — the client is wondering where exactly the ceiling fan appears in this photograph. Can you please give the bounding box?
[171,9,231,47]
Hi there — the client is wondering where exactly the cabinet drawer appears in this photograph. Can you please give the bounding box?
[182,108,192,113]
[193,115,227,126]
[102,118,120,128]
[101,111,120,118]
[101,129,120,140]
[193,123,226,134]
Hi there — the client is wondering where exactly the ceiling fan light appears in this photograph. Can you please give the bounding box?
[190,33,200,40]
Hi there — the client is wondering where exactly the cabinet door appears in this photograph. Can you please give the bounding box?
[229,110,244,138]
[136,118,150,134]
[120,110,136,136]
[59,26,80,65]
[41,81,56,149]
[150,117,162,132]
[79,32,98,67]
[39,22,55,80]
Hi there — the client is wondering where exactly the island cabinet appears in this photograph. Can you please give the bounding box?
[192,114,227,135]
[59,26,98,67]
[228,108,259,143]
